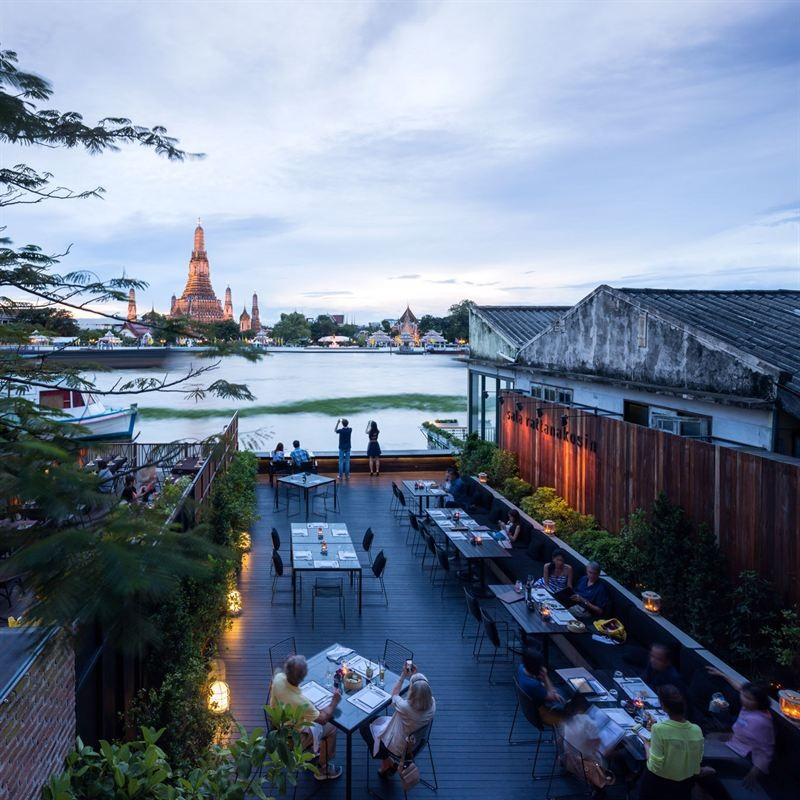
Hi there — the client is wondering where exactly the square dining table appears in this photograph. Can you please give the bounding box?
[300,642,404,800]
[290,522,362,615]
[402,479,447,515]
[276,473,338,518]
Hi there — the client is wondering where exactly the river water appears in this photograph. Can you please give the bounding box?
[94,350,467,451]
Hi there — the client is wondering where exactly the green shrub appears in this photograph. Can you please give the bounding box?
[44,712,316,800]
[727,570,780,676]
[766,608,800,670]
[487,449,518,487]
[519,487,597,535]
[502,477,532,507]
[456,433,496,477]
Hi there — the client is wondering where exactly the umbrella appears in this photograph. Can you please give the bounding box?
[318,335,351,343]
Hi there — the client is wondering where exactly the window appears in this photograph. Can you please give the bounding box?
[637,312,648,348]
[530,382,573,404]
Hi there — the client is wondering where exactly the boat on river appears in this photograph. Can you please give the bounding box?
[34,387,137,440]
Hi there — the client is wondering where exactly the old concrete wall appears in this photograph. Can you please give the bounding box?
[468,312,518,362]
[518,288,778,400]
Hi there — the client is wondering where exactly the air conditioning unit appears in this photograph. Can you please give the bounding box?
[650,412,709,437]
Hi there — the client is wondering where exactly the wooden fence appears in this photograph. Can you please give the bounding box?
[499,394,800,605]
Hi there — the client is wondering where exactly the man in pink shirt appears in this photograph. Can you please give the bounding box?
[703,667,775,791]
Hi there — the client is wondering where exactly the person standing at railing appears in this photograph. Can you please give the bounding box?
[366,420,381,476]
[334,418,352,481]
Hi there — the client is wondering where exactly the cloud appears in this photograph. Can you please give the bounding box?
[2,0,797,319]
[301,291,354,298]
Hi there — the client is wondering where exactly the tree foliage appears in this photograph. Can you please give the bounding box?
[271,312,311,344]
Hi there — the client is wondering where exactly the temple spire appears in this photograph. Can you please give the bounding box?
[127,288,137,321]
[193,220,205,254]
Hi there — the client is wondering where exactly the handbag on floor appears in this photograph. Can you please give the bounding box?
[398,733,420,791]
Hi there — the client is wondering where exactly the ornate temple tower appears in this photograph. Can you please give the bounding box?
[251,293,260,331]
[169,222,225,321]
[224,287,233,321]
[238,306,251,333]
[127,288,137,321]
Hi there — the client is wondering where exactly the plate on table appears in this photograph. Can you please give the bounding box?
[326,645,354,662]
[301,680,333,709]
[347,684,391,713]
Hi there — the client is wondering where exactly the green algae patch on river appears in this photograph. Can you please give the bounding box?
[139,394,467,420]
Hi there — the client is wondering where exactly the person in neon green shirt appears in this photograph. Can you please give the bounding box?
[639,685,704,800]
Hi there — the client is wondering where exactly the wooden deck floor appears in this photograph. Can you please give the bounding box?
[221,473,577,800]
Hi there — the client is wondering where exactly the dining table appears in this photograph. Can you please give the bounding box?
[426,508,510,597]
[489,583,590,663]
[402,479,447,515]
[300,642,404,800]
[290,522,362,614]
[277,473,337,518]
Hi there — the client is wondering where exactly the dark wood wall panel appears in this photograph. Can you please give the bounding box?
[499,394,800,605]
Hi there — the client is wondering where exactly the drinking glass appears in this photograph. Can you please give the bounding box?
[325,667,332,688]
[613,670,624,681]
[365,662,374,685]
[609,688,619,703]
[378,660,386,687]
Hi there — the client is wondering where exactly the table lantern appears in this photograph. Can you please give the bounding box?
[642,591,662,614]
[317,527,324,540]
[478,472,488,484]
[320,540,328,555]
[543,519,556,535]
[540,603,551,621]
[207,659,230,715]
[226,589,242,616]
[779,689,800,720]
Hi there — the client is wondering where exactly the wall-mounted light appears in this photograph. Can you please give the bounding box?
[516,402,524,412]
[498,396,505,405]
[482,390,490,399]
[561,415,568,427]
[537,408,544,418]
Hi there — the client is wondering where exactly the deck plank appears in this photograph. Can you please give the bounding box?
[221,473,576,799]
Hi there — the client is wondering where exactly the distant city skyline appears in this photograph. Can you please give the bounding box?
[3,0,798,322]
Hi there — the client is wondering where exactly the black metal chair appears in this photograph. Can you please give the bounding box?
[390,481,401,513]
[269,527,281,575]
[360,550,388,606]
[311,483,335,517]
[395,488,407,520]
[479,607,521,684]
[312,576,345,628]
[365,718,439,799]
[362,527,374,565]
[382,639,413,674]
[461,587,485,656]
[271,551,299,605]
[268,635,297,677]
[508,677,561,781]
[433,546,458,598]
[425,529,439,580]
[551,729,623,798]
[406,511,420,546]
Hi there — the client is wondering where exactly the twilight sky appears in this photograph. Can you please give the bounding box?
[3,0,799,323]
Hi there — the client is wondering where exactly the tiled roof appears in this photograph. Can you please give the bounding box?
[472,305,569,349]
[613,287,800,393]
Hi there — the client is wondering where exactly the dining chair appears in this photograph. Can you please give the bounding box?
[408,510,425,546]
[382,639,413,674]
[269,527,281,575]
[268,636,297,678]
[433,546,457,598]
[365,718,439,799]
[361,527,374,565]
[461,587,486,655]
[359,550,388,606]
[311,484,334,517]
[509,677,560,782]
[394,488,407,520]
[479,607,522,684]
[390,481,400,513]
[271,551,298,605]
[312,576,345,628]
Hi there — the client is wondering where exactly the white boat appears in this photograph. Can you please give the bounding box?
[36,388,137,440]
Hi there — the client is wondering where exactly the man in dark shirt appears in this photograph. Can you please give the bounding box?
[120,475,139,503]
[444,467,468,508]
[334,418,352,480]
[643,642,687,697]
[516,646,582,725]
[571,561,610,617]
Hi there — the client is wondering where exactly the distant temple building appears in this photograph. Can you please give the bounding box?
[397,305,419,338]
[224,287,233,321]
[169,222,225,321]
[127,289,137,321]
[251,293,261,331]
[239,306,251,333]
